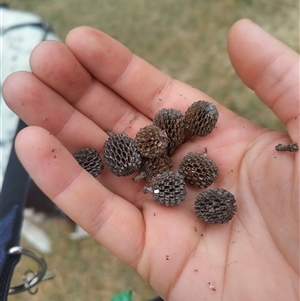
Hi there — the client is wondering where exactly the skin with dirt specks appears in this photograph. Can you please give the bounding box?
[3,20,299,301]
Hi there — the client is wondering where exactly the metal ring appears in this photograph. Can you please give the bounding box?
[23,269,39,295]
[8,246,47,295]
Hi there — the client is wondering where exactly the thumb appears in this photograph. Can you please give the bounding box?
[227,19,299,140]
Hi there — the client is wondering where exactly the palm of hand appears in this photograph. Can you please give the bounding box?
[3,20,298,300]
[135,115,298,300]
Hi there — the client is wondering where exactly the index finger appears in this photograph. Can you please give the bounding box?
[64,26,217,117]
[27,26,232,139]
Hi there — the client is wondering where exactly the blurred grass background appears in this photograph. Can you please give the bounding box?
[6,0,298,300]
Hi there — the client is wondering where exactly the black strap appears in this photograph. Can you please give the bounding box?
[1,22,53,42]
[0,119,29,299]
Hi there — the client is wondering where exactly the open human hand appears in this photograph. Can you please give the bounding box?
[3,19,299,300]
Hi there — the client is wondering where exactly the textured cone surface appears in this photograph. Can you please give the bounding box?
[153,108,185,155]
[132,154,172,182]
[275,142,299,152]
[194,188,237,224]
[179,152,218,188]
[135,125,169,158]
[184,100,219,141]
[143,171,186,206]
[103,133,142,176]
[73,148,104,178]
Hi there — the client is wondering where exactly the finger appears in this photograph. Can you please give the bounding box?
[28,29,236,140]
[65,26,218,118]
[3,72,107,153]
[29,41,150,135]
[15,126,145,267]
[227,19,299,139]
[3,72,152,201]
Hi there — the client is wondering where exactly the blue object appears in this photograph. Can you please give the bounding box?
[0,119,29,299]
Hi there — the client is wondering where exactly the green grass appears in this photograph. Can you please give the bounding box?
[7,0,298,300]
